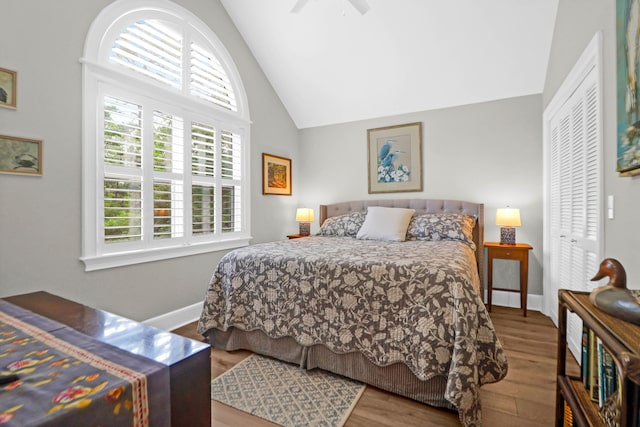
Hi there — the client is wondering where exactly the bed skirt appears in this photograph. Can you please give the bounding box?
[206,327,456,412]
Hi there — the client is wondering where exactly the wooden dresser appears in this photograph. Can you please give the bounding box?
[3,291,211,427]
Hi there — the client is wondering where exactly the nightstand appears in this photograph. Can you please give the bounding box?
[485,242,533,316]
[286,234,310,239]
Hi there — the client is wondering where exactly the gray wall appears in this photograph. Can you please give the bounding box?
[0,0,300,320]
[298,95,544,295]
[7,0,629,320]
[544,0,640,285]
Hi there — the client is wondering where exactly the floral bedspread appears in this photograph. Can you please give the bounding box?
[197,236,508,426]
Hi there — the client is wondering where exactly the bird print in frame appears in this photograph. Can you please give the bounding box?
[367,122,422,193]
[0,134,43,176]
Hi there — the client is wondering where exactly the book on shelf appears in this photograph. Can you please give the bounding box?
[589,329,599,402]
[580,326,619,407]
[600,345,616,405]
[582,325,589,389]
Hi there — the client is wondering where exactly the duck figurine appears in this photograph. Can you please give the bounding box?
[590,258,640,326]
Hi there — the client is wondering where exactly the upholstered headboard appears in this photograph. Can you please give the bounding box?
[319,199,485,295]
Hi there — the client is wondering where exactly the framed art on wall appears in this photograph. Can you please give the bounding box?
[0,134,43,176]
[617,0,640,175]
[0,68,17,109]
[262,153,292,195]
[367,122,422,193]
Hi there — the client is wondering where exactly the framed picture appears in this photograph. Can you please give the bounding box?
[0,68,17,109]
[262,153,291,195]
[617,0,640,175]
[367,122,422,193]
[0,134,43,176]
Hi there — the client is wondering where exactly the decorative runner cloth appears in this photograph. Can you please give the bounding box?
[0,300,170,427]
[211,353,366,427]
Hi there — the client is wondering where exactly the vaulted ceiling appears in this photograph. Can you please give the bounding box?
[220,0,559,129]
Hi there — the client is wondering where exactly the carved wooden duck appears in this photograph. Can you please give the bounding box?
[590,258,640,326]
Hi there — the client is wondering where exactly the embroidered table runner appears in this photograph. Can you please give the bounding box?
[0,300,170,426]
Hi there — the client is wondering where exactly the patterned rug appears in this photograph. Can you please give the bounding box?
[211,354,366,427]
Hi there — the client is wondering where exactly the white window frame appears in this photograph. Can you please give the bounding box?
[80,0,251,271]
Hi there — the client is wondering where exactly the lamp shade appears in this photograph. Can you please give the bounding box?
[295,208,314,222]
[496,208,521,227]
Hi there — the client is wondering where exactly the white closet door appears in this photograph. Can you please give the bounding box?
[544,33,603,361]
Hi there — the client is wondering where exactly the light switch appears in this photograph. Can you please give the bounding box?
[607,195,614,219]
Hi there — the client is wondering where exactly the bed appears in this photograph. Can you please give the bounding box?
[197,199,508,426]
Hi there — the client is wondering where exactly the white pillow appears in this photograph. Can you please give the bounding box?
[356,207,416,241]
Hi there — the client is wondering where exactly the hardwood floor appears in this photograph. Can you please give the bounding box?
[171,306,579,426]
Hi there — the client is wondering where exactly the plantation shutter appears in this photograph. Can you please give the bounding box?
[103,96,143,243]
[220,130,242,232]
[546,41,602,361]
[152,111,185,240]
[110,20,182,90]
[98,19,245,251]
[190,43,238,112]
[191,121,216,235]
[81,1,251,270]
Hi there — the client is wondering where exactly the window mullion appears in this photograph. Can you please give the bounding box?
[96,90,107,255]
[142,104,155,247]
[184,116,193,241]
[214,126,222,236]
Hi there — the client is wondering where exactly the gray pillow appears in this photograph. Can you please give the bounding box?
[317,212,365,237]
[406,213,476,248]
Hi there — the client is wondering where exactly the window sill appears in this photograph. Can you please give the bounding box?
[80,237,251,271]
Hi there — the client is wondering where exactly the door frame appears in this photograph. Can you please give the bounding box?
[542,31,604,328]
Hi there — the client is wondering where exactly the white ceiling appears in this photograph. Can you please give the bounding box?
[220,0,559,129]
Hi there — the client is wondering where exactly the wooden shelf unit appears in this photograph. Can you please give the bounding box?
[556,290,640,427]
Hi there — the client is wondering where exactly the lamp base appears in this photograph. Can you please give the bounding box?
[298,222,310,236]
[500,226,516,245]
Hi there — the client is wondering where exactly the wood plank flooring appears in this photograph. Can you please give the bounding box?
[172,306,579,426]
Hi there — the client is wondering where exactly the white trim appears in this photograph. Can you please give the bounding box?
[143,301,203,331]
[488,290,544,313]
[81,236,250,271]
[544,31,602,117]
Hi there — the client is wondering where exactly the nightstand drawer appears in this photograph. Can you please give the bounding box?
[490,247,526,261]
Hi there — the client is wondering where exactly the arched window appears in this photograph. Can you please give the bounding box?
[81,0,251,271]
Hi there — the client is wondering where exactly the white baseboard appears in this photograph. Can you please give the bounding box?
[487,290,543,313]
[142,302,202,332]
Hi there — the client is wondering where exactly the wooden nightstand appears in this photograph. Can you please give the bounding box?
[286,234,310,239]
[485,242,533,316]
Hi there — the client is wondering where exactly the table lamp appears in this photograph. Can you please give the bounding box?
[496,207,521,245]
[295,208,314,236]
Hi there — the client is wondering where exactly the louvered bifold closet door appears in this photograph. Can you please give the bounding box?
[548,65,602,361]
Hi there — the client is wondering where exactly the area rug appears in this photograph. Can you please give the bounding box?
[211,354,366,427]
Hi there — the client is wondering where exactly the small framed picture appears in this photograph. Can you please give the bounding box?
[0,68,17,109]
[367,122,422,193]
[262,153,291,195]
[0,134,43,176]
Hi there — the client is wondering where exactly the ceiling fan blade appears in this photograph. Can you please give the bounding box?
[348,0,370,15]
[290,0,310,13]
